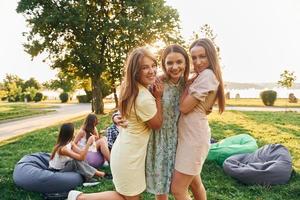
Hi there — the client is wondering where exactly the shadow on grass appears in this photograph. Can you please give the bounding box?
[210,120,265,147]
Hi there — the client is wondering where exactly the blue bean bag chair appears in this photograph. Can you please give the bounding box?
[207,134,258,165]
[13,152,83,194]
[223,144,293,185]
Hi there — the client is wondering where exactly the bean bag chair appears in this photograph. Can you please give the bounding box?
[207,134,258,165]
[223,144,293,185]
[13,152,83,194]
[86,151,105,169]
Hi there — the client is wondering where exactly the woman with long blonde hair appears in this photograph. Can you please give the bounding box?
[68,47,163,200]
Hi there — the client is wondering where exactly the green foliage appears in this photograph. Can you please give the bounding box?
[33,92,43,102]
[278,70,296,89]
[7,83,23,102]
[23,77,41,90]
[59,92,69,103]
[260,90,277,106]
[3,74,24,90]
[101,77,112,98]
[191,24,221,60]
[0,90,7,100]
[2,75,43,102]
[77,95,90,103]
[17,0,182,113]
[3,74,24,102]
[24,87,38,102]
[44,71,78,93]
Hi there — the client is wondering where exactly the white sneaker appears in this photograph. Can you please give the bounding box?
[83,181,100,187]
[67,190,82,200]
[103,160,109,167]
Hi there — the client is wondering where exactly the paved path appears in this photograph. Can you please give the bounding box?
[225,106,300,112]
[0,103,95,141]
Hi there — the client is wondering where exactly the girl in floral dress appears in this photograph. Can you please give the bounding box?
[146,44,190,200]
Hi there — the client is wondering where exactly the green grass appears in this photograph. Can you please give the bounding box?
[0,102,57,121]
[226,98,300,107]
[0,111,299,199]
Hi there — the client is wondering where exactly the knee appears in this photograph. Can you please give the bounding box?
[77,194,85,200]
[171,183,181,197]
[97,137,107,146]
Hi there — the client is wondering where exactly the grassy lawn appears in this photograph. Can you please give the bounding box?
[226,98,300,107]
[0,102,57,121]
[0,111,299,199]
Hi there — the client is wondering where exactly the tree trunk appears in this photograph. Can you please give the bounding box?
[91,75,104,114]
[113,87,118,108]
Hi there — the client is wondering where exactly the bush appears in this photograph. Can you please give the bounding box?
[288,93,298,103]
[34,92,43,102]
[1,96,7,101]
[24,94,33,102]
[8,96,16,102]
[0,90,7,100]
[77,95,91,103]
[85,91,93,102]
[260,90,277,106]
[225,92,230,99]
[59,92,69,103]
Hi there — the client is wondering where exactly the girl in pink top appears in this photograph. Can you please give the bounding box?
[171,38,225,200]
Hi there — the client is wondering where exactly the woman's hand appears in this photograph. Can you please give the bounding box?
[113,114,128,128]
[186,73,198,87]
[87,135,95,146]
[151,78,164,100]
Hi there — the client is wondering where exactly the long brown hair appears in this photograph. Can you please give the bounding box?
[50,123,74,159]
[119,47,157,118]
[161,44,190,84]
[190,38,225,113]
[82,113,98,141]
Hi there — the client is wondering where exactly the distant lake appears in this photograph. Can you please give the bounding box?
[226,88,300,98]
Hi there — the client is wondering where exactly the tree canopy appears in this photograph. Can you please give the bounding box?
[2,74,42,102]
[17,0,182,113]
[278,70,297,89]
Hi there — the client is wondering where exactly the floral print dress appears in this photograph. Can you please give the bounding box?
[145,78,184,194]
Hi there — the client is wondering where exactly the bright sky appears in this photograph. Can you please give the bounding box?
[0,0,299,83]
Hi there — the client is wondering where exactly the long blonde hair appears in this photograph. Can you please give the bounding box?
[190,38,225,113]
[119,47,157,118]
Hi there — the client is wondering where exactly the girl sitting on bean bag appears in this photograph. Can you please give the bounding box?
[74,113,110,168]
[49,123,105,180]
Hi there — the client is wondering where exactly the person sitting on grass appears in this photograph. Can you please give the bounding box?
[74,113,110,168]
[107,111,122,151]
[49,123,105,182]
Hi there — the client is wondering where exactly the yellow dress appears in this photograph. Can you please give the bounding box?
[110,84,157,196]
